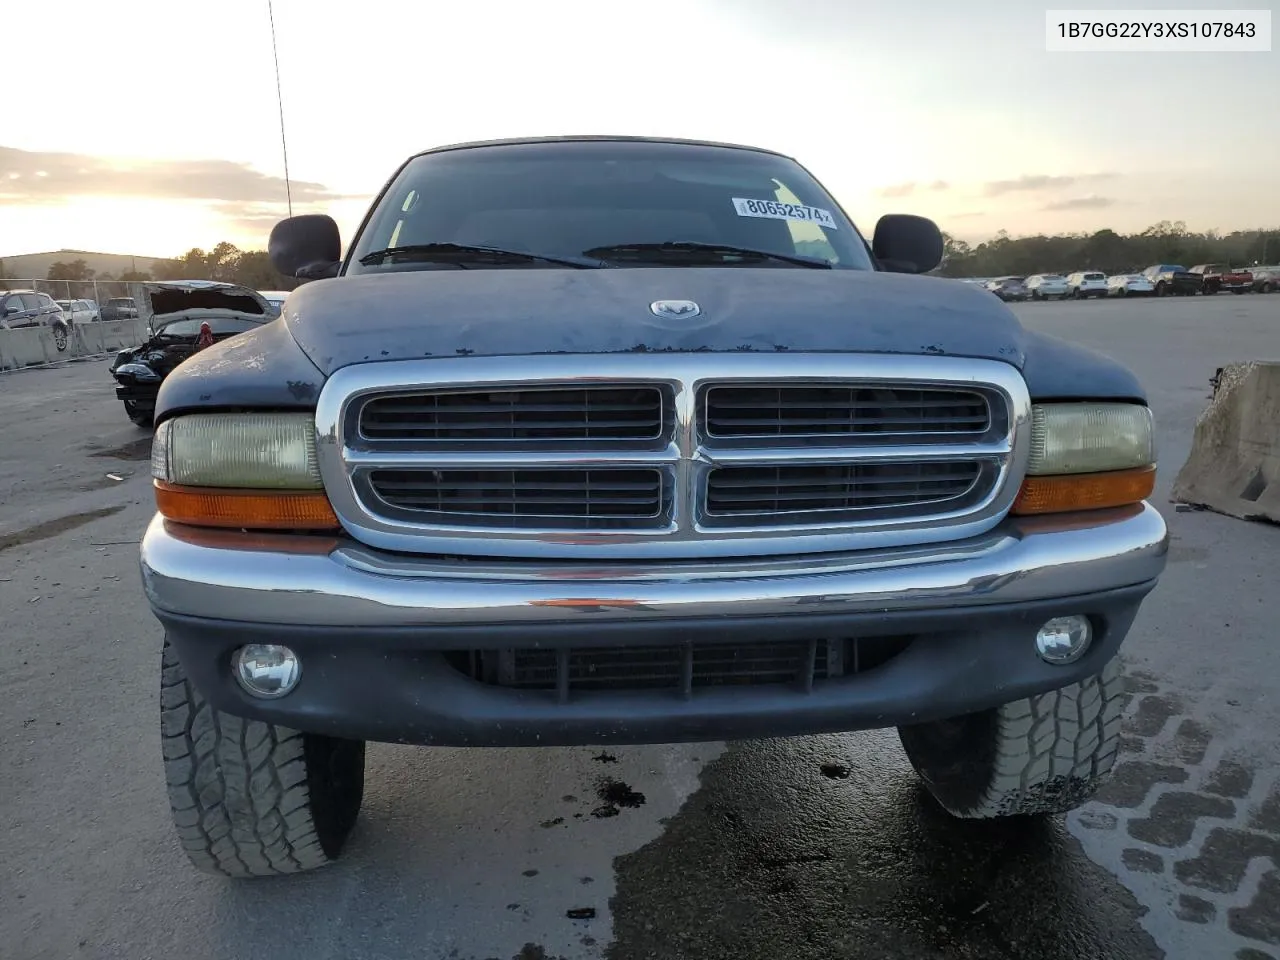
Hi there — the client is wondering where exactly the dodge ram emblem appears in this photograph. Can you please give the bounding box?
[649,300,701,321]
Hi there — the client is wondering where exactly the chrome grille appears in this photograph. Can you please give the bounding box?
[704,384,990,439]
[317,353,1031,560]
[360,385,664,443]
[365,468,665,527]
[704,461,984,522]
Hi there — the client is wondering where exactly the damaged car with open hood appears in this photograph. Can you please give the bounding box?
[109,280,273,426]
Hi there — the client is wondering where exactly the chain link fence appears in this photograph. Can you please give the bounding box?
[0,278,152,372]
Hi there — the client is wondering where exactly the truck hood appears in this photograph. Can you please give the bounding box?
[145,280,271,330]
[282,267,1030,375]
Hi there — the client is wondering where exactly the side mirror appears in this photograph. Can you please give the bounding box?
[269,214,343,281]
[872,214,944,274]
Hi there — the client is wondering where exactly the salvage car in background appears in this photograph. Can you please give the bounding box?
[101,297,140,321]
[1250,266,1280,293]
[56,298,99,323]
[258,290,291,316]
[1,289,72,349]
[1065,271,1108,299]
[1142,264,1202,297]
[1107,273,1154,297]
[984,276,1029,301]
[1189,263,1252,295]
[1024,273,1070,300]
[109,280,274,426]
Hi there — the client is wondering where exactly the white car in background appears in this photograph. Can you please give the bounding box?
[1024,274,1070,300]
[55,298,99,323]
[257,290,291,316]
[1107,273,1155,297]
[1065,271,1108,299]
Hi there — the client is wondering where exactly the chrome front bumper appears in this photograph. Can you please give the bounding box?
[140,503,1168,630]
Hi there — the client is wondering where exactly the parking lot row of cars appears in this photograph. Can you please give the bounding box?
[0,288,291,333]
[0,290,145,330]
[971,263,1280,302]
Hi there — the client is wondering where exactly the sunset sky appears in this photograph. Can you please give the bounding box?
[2,0,1276,260]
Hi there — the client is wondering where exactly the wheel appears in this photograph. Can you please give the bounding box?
[160,638,366,877]
[897,656,1123,818]
[123,400,153,427]
[1156,281,1168,297]
[52,325,68,351]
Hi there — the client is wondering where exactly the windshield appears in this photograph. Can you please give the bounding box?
[154,316,263,338]
[346,140,873,273]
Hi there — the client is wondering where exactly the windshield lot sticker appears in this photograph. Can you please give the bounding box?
[732,198,838,229]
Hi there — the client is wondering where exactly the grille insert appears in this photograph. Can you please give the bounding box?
[366,468,664,525]
[704,384,991,439]
[360,386,664,442]
[449,636,912,700]
[705,461,983,519]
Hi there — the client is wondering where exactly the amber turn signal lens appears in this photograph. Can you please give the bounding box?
[1012,466,1156,516]
[154,480,340,530]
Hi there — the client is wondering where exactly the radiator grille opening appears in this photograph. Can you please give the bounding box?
[705,461,983,519]
[360,386,664,442]
[704,384,991,439]
[366,468,665,524]
[446,636,913,698]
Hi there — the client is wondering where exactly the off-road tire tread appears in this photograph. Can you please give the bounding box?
[899,657,1125,819]
[160,640,359,877]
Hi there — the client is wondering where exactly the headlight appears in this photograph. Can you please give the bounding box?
[152,412,322,488]
[1014,402,1157,516]
[1027,403,1155,475]
[151,413,337,531]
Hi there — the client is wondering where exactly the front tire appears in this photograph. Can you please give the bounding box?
[898,656,1123,819]
[160,639,366,877]
[123,400,153,427]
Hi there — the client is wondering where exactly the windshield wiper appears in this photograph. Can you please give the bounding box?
[358,243,603,269]
[584,241,833,269]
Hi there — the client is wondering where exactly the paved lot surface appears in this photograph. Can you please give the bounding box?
[3,293,1280,960]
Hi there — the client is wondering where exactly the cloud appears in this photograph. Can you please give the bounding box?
[877,182,917,198]
[983,173,1117,197]
[0,145,350,206]
[876,179,949,198]
[1042,195,1118,211]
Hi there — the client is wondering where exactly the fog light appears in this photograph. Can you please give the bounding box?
[1035,616,1093,664]
[233,644,301,698]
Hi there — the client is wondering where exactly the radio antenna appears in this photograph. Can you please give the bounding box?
[267,0,293,217]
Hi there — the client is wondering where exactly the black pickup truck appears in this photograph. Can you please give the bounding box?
[1142,264,1203,296]
[139,136,1168,877]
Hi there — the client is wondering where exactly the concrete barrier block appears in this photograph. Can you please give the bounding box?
[1172,361,1280,524]
[0,327,53,368]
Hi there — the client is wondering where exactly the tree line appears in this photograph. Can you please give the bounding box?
[4,221,1279,294]
[0,242,300,298]
[938,222,1280,278]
